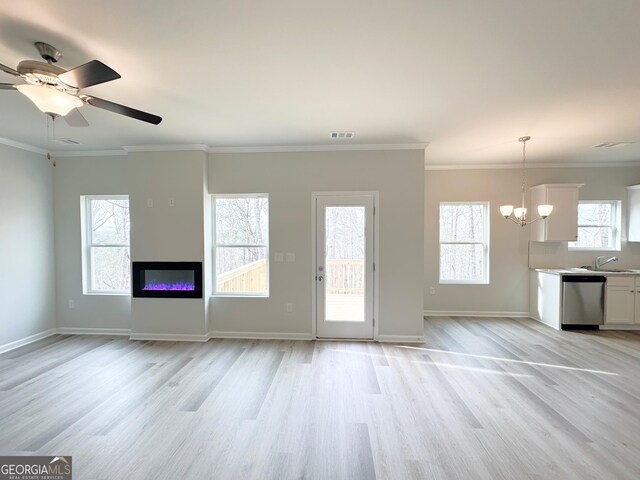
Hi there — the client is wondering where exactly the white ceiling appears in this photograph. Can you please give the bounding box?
[1,0,640,166]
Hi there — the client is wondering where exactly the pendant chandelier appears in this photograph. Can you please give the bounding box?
[499,136,553,226]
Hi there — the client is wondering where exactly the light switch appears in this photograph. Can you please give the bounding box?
[274,252,284,262]
[146,198,153,208]
[286,253,295,262]
[169,197,175,207]
[286,303,293,313]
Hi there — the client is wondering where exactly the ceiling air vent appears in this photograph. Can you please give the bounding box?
[592,142,635,148]
[330,131,355,139]
[54,138,81,145]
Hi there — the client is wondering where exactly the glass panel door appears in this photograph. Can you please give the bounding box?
[316,195,374,339]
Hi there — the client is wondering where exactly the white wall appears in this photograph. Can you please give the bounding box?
[128,151,208,338]
[50,148,424,340]
[424,165,640,315]
[208,150,425,338]
[0,144,56,346]
[53,155,131,330]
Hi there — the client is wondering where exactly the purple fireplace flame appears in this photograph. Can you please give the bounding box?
[133,262,202,298]
[143,281,195,291]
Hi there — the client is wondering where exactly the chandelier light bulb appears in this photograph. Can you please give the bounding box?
[537,204,553,218]
[500,205,514,217]
[513,207,527,220]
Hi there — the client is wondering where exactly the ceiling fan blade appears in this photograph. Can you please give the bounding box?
[0,63,20,76]
[58,60,121,89]
[64,108,89,127]
[0,83,16,90]
[82,95,162,125]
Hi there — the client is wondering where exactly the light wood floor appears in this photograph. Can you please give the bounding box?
[2,317,640,479]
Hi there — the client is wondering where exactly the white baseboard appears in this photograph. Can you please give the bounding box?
[0,328,58,354]
[377,334,425,343]
[600,324,640,330]
[129,332,210,342]
[2,327,428,352]
[208,330,313,341]
[57,327,132,336]
[424,310,532,318]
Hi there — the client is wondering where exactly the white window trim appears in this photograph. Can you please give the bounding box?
[568,200,621,252]
[212,193,270,297]
[439,201,490,285]
[81,195,131,295]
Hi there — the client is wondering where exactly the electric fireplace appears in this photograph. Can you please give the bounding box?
[132,262,203,298]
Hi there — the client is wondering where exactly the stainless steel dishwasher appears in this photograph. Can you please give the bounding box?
[561,275,606,329]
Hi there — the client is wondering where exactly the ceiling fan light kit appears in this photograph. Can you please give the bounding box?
[16,84,83,116]
[499,136,553,227]
[0,42,162,126]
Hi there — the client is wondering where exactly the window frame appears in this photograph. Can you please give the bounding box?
[81,195,131,295]
[439,201,490,285]
[212,193,270,297]
[568,200,621,252]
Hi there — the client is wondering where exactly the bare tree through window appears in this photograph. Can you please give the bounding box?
[439,202,489,283]
[84,196,130,292]
[214,195,269,295]
[569,201,619,250]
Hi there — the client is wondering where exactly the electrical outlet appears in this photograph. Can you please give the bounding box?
[274,252,284,262]
[285,253,295,262]
[429,287,435,295]
[68,300,75,309]
[286,303,293,313]
[146,198,153,208]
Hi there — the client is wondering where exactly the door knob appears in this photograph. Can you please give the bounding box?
[317,275,324,282]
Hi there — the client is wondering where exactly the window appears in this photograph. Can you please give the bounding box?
[213,194,269,296]
[569,201,621,251]
[439,202,489,284]
[81,196,130,294]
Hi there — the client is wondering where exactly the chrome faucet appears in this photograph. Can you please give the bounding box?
[595,255,619,270]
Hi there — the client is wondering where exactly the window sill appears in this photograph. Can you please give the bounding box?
[83,291,131,296]
[212,294,270,299]
[567,248,620,252]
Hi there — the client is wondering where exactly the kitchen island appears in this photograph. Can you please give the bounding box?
[530,268,640,330]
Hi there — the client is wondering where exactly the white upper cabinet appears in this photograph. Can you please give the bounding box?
[627,185,640,242]
[530,184,583,242]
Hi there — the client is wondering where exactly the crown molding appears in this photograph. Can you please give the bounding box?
[207,143,430,153]
[425,160,640,170]
[0,137,47,155]
[53,149,128,157]
[0,138,429,156]
[123,144,208,152]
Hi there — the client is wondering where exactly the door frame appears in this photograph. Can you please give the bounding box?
[311,191,379,340]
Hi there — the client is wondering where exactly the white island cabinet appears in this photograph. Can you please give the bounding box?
[530,269,640,330]
[604,276,640,327]
[529,184,582,242]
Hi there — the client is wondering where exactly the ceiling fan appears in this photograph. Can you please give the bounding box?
[0,42,162,126]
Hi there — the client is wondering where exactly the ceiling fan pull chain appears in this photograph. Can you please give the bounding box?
[45,114,56,167]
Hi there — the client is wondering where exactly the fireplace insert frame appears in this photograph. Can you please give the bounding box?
[132,261,203,299]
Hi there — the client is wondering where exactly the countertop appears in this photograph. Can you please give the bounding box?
[534,268,640,276]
